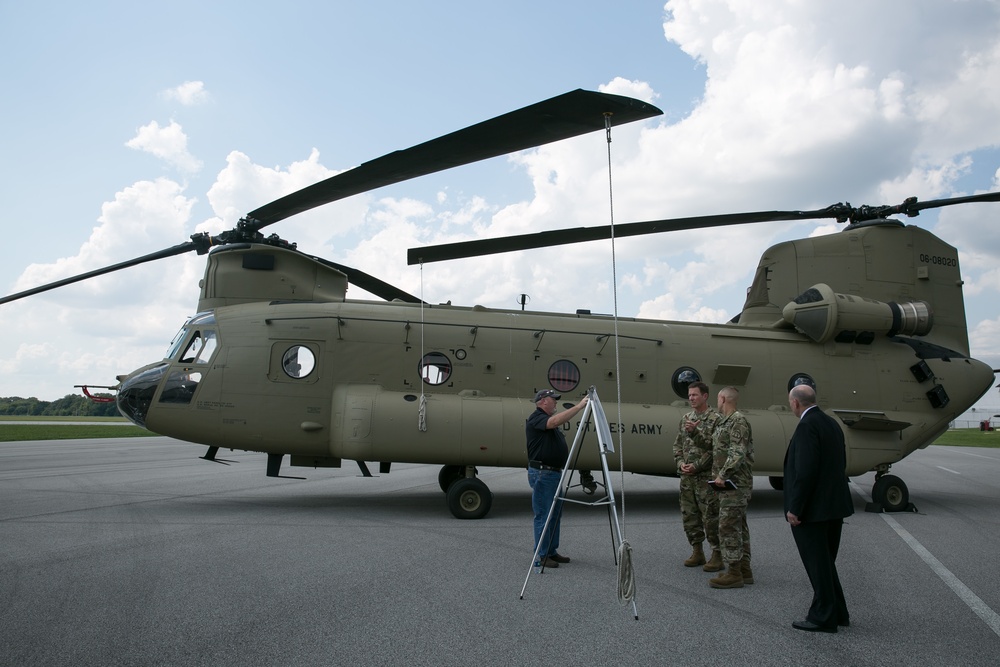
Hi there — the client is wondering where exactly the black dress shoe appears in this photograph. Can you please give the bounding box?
[549,553,570,563]
[792,620,837,634]
[838,619,850,627]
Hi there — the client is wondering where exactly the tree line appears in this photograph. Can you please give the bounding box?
[0,394,120,417]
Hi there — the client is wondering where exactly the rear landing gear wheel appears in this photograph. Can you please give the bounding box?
[872,474,909,512]
[768,476,784,491]
[446,477,493,520]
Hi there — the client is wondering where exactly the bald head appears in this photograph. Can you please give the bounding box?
[789,384,817,417]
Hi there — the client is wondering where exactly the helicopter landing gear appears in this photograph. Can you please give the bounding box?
[768,476,784,491]
[447,476,493,520]
[867,470,916,513]
[199,446,236,465]
[440,465,493,519]
[438,464,464,492]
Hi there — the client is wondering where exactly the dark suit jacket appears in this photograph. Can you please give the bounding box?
[783,407,854,522]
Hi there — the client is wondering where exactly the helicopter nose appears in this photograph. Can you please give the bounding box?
[116,363,168,428]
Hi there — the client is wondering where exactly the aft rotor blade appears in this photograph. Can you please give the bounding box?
[892,191,1000,215]
[246,89,662,229]
[405,191,1000,264]
[0,241,202,306]
[406,208,838,265]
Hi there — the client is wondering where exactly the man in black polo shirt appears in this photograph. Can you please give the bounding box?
[526,388,589,568]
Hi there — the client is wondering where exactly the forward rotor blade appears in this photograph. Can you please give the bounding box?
[323,260,420,303]
[246,89,662,229]
[0,241,202,306]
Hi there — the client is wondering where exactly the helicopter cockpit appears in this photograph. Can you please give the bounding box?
[117,312,219,426]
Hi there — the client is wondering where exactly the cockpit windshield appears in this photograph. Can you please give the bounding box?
[165,328,189,360]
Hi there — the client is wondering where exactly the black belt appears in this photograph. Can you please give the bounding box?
[529,461,562,472]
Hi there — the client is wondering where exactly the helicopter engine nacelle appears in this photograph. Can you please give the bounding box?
[782,283,932,344]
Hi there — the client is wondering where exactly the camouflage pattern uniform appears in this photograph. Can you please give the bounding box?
[712,410,754,565]
[673,407,722,550]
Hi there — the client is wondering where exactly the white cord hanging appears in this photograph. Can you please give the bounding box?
[418,394,427,431]
[617,540,636,604]
[603,112,637,608]
[418,262,428,432]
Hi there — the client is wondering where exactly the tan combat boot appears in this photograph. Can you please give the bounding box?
[684,544,706,567]
[740,557,754,584]
[709,562,744,589]
[702,549,723,572]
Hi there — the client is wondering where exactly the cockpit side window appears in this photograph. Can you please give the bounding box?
[159,370,203,404]
[165,312,217,361]
[179,330,218,364]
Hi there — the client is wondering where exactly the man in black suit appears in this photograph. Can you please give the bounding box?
[784,385,854,633]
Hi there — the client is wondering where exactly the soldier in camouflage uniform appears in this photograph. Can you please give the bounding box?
[708,386,754,589]
[672,381,723,571]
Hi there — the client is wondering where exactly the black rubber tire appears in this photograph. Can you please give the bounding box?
[446,477,493,519]
[872,474,909,512]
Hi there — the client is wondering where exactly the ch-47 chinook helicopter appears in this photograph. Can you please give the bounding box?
[3,89,997,519]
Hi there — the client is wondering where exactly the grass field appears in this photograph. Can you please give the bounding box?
[929,428,1000,447]
[0,425,151,441]
[0,416,148,441]
[1,416,998,447]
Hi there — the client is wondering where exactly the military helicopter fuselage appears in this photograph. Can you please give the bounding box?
[7,89,995,519]
[115,219,995,518]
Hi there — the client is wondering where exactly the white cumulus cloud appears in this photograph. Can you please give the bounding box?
[126,120,203,173]
[161,81,209,106]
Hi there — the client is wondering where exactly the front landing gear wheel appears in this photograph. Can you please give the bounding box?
[446,477,493,519]
[872,474,909,512]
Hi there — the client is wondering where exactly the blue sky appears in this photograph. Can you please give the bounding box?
[2,0,999,413]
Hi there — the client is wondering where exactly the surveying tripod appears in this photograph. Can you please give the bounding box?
[519,386,638,618]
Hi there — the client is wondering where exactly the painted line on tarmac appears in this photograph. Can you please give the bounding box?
[851,481,1000,639]
[936,466,961,475]
[950,450,998,461]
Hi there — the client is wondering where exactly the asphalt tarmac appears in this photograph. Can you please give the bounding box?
[2,437,998,666]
